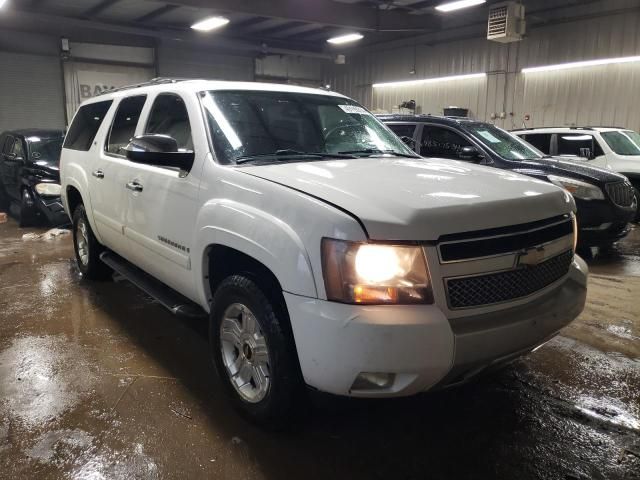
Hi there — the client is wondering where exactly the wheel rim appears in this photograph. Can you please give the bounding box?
[219,303,271,403]
[76,218,89,266]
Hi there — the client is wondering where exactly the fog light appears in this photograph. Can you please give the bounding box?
[351,372,395,391]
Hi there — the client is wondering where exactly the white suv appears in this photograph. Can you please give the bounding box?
[60,79,587,426]
[512,127,640,210]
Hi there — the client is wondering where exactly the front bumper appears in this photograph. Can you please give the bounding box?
[28,188,70,227]
[575,198,636,246]
[285,256,588,397]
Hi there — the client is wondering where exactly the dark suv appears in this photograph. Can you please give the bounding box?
[0,129,68,227]
[379,115,637,248]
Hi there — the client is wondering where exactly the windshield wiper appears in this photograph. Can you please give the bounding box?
[236,149,357,164]
[338,149,417,158]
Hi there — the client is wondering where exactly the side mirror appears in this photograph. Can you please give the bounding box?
[6,153,23,162]
[399,136,416,150]
[579,147,595,160]
[124,134,194,170]
[457,146,484,162]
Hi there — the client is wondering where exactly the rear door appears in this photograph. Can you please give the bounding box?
[122,92,201,299]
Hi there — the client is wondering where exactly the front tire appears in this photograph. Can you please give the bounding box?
[18,189,37,227]
[72,204,111,280]
[210,275,305,428]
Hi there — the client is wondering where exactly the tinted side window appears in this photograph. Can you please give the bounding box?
[145,94,193,150]
[387,124,417,139]
[557,134,603,157]
[2,135,14,154]
[521,133,551,153]
[106,96,146,155]
[64,100,113,151]
[11,138,25,158]
[420,126,471,158]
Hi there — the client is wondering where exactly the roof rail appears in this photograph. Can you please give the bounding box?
[96,77,192,96]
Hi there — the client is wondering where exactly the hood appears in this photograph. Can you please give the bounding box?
[241,157,574,241]
[607,157,640,177]
[513,156,628,184]
[27,159,60,181]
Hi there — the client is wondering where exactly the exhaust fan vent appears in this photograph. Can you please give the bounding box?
[487,1,525,43]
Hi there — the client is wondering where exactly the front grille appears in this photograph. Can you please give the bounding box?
[438,215,573,262]
[446,250,574,309]
[605,181,635,207]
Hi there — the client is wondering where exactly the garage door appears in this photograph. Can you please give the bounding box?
[0,51,65,132]
[63,61,155,122]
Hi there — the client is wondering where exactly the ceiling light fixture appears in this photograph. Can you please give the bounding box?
[0,0,7,8]
[327,33,364,45]
[373,72,486,88]
[191,16,230,32]
[435,0,486,13]
[522,55,640,73]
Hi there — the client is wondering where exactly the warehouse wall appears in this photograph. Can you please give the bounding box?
[157,42,254,81]
[325,4,640,131]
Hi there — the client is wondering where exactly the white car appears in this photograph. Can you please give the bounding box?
[512,127,640,211]
[60,79,587,426]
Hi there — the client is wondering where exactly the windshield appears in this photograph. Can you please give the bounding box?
[465,123,545,160]
[601,130,640,156]
[201,90,417,164]
[27,136,64,165]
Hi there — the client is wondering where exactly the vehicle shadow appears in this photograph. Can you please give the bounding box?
[80,268,566,480]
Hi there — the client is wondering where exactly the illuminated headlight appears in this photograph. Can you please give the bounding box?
[34,183,62,197]
[571,213,578,252]
[321,238,433,305]
[548,175,604,200]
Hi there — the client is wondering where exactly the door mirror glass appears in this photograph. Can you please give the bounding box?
[579,147,595,160]
[457,145,484,162]
[124,134,194,170]
[399,136,416,150]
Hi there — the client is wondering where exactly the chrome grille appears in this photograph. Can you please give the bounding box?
[446,250,574,309]
[605,181,635,207]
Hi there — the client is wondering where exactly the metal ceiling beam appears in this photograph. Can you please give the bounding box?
[0,9,334,60]
[83,0,122,18]
[135,4,180,23]
[160,0,440,31]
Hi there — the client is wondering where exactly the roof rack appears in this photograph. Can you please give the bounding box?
[96,77,192,96]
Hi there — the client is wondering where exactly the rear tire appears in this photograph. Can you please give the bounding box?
[210,274,305,429]
[72,204,112,280]
[0,184,8,211]
[18,189,37,228]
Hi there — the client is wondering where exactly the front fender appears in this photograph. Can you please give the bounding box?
[193,199,318,307]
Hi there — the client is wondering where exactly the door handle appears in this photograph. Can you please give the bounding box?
[92,170,104,179]
[126,181,143,192]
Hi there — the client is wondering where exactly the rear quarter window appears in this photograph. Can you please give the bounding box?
[63,100,113,151]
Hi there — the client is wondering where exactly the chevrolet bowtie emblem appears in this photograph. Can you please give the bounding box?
[518,246,546,266]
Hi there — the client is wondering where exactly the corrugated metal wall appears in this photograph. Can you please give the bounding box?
[325,5,640,131]
[157,42,254,81]
[0,52,65,131]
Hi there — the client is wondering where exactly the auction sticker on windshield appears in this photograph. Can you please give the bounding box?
[339,105,370,115]
[477,130,501,143]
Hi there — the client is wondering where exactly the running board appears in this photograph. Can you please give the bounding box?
[100,251,207,320]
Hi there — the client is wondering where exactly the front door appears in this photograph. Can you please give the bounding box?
[88,96,146,256]
[123,92,201,300]
[1,135,25,200]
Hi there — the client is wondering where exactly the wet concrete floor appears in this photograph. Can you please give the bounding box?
[0,217,638,480]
